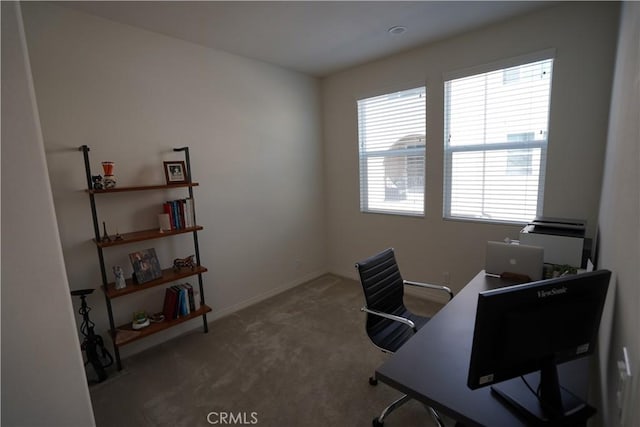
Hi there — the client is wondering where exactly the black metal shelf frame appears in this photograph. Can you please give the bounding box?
[78,145,209,370]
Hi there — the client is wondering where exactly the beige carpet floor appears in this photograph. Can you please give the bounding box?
[89,274,452,427]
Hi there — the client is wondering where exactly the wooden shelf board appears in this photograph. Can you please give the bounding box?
[102,266,208,299]
[88,182,199,194]
[95,226,203,248]
[112,305,212,347]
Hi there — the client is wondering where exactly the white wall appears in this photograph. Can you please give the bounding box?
[20,2,326,358]
[10,5,633,427]
[596,3,640,426]
[321,2,620,293]
[1,2,95,425]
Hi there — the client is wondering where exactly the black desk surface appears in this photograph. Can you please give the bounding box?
[375,271,589,427]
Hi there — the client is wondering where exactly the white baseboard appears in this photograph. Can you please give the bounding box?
[206,269,329,322]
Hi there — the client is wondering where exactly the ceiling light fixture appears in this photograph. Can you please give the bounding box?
[388,26,407,36]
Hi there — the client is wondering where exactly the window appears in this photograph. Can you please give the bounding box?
[358,87,426,216]
[444,56,553,223]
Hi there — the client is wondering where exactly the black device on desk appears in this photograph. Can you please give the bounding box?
[467,270,611,425]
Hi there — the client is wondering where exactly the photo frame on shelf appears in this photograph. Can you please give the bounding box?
[129,248,163,284]
[163,161,188,184]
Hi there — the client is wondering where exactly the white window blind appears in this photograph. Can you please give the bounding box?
[358,86,426,216]
[444,58,553,223]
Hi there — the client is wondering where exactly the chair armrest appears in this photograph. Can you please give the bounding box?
[360,307,416,330]
[404,280,454,301]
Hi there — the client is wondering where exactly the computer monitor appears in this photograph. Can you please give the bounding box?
[467,269,611,425]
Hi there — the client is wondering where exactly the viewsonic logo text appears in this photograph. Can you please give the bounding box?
[537,287,568,298]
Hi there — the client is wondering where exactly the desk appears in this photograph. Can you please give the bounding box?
[375,271,590,426]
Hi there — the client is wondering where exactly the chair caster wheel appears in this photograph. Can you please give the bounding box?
[369,376,378,386]
[372,417,384,427]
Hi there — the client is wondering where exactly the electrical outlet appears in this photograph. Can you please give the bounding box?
[443,271,450,285]
[616,346,632,425]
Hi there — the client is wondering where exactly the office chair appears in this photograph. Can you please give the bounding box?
[356,248,454,427]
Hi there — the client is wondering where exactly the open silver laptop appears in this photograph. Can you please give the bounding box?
[485,241,544,281]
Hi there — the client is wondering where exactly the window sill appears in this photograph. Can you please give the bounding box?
[443,215,528,227]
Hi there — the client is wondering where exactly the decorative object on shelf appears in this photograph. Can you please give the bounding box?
[173,255,195,272]
[129,248,163,284]
[163,160,188,184]
[92,175,104,190]
[158,213,171,233]
[132,310,150,330]
[113,265,126,290]
[102,161,116,188]
[102,161,114,175]
[104,176,116,189]
[149,312,165,323]
[113,228,123,241]
[101,221,112,242]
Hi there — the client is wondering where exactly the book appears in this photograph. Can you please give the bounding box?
[178,199,186,229]
[187,198,196,227]
[184,285,191,315]
[172,284,188,317]
[184,282,196,312]
[193,288,201,311]
[163,198,197,229]
[184,198,192,228]
[179,285,189,316]
[162,202,175,230]
[162,287,179,320]
[169,285,182,317]
[171,200,180,229]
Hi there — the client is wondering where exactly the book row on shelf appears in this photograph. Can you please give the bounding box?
[163,198,196,230]
[163,282,200,320]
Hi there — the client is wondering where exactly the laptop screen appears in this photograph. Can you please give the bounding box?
[485,241,544,281]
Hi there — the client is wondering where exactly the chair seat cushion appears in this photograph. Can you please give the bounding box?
[368,310,430,353]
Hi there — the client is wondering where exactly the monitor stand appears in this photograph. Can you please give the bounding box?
[491,363,595,426]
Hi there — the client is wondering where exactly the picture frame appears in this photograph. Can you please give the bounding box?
[129,248,163,284]
[163,160,188,184]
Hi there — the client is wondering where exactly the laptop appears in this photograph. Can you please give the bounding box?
[485,241,544,281]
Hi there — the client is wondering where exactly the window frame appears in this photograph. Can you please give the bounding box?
[357,86,427,217]
[442,50,554,225]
